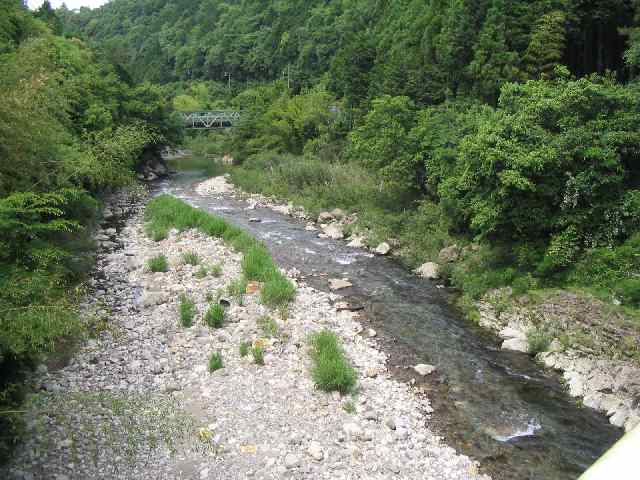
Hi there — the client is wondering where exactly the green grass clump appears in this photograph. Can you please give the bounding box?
[309,330,357,394]
[251,345,265,365]
[208,351,224,372]
[147,254,169,273]
[181,251,200,266]
[258,315,279,338]
[204,304,225,329]
[210,264,223,277]
[342,400,356,414]
[227,277,248,305]
[195,266,208,279]
[526,327,552,355]
[239,341,250,357]
[261,275,296,308]
[242,245,277,281]
[178,294,196,327]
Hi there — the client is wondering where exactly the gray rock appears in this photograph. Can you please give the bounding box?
[284,453,300,469]
[307,441,324,461]
[330,208,346,220]
[374,242,391,255]
[501,337,530,353]
[415,262,439,279]
[322,223,344,240]
[328,278,352,290]
[343,422,362,440]
[318,212,334,223]
[438,245,461,263]
[413,364,437,376]
[385,418,397,430]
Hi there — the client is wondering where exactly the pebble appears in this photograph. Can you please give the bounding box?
[284,453,300,469]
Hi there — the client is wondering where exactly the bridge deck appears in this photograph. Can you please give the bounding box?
[181,111,241,129]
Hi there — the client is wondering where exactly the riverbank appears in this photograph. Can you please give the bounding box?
[2,191,487,479]
[194,173,640,433]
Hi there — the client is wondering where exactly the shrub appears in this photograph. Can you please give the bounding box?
[616,278,640,307]
[227,277,248,305]
[147,254,169,273]
[239,341,250,357]
[242,245,277,281]
[178,294,196,327]
[181,251,200,266]
[251,345,265,365]
[258,316,279,337]
[526,327,552,355]
[208,351,224,372]
[261,275,296,308]
[210,264,223,277]
[309,330,356,394]
[195,266,208,279]
[204,304,225,329]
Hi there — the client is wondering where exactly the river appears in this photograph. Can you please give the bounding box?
[159,169,622,480]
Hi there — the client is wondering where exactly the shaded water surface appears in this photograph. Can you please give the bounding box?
[160,171,621,480]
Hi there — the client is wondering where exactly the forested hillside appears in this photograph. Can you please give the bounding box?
[0,0,177,461]
[61,0,635,105]
[60,0,640,331]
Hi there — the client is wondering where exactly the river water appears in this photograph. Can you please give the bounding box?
[160,170,621,480]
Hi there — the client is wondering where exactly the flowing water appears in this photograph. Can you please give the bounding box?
[160,170,622,480]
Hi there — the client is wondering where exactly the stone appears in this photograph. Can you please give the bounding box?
[367,328,377,338]
[374,242,391,255]
[385,417,397,430]
[343,422,363,440]
[305,224,317,232]
[415,262,439,279]
[329,278,352,291]
[249,218,262,223]
[501,337,530,353]
[330,208,346,220]
[498,326,527,340]
[363,410,378,421]
[438,245,461,263]
[307,442,324,461]
[322,223,344,240]
[365,368,378,378]
[347,236,366,248]
[284,453,300,469]
[413,364,437,376]
[318,211,334,223]
[141,290,168,307]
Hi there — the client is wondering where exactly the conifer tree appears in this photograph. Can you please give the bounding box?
[524,10,567,78]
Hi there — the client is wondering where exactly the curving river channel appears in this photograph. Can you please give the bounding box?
[160,170,622,480]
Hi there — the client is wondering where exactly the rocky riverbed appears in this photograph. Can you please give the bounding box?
[3,190,487,480]
[194,175,640,435]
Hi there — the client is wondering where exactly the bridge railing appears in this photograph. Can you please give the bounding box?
[180,111,242,129]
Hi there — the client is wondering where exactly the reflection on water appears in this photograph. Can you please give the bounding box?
[158,171,622,480]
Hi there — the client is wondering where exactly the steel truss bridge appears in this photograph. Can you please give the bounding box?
[181,111,241,129]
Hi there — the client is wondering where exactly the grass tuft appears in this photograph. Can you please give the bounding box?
[178,294,196,327]
[210,264,223,277]
[181,251,200,266]
[204,304,225,329]
[258,315,279,338]
[261,275,296,308]
[251,345,265,365]
[208,351,224,372]
[239,341,250,357]
[147,254,169,273]
[195,266,208,279]
[309,330,356,394]
[227,277,248,305]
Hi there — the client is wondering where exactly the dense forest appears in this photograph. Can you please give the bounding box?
[0,0,179,461]
[60,0,640,311]
[2,0,640,463]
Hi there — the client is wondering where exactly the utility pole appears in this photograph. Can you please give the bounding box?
[282,64,291,89]
[224,72,231,90]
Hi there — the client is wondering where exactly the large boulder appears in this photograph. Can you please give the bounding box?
[318,211,334,223]
[322,223,344,240]
[330,208,346,220]
[374,242,391,255]
[415,262,439,279]
[438,245,461,263]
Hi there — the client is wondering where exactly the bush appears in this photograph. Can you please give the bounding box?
[239,341,250,357]
[181,251,200,266]
[178,294,196,327]
[261,275,296,308]
[204,304,225,329]
[227,277,248,305]
[208,351,224,372]
[616,278,640,307]
[526,327,552,355]
[258,316,279,337]
[309,330,356,394]
[251,345,265,365]
[147,255,169,273]
[211,264,223,277]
